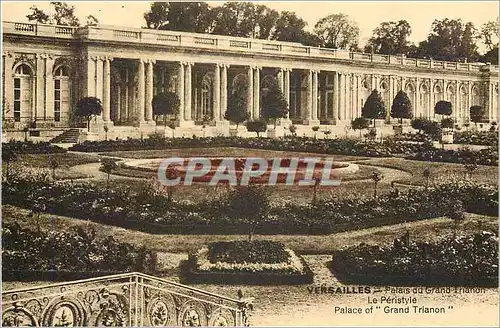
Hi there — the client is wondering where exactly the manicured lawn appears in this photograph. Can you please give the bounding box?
[2,153,99,180]
[100,147,371,162]
[3,205,496,255]
[355,157,498,186]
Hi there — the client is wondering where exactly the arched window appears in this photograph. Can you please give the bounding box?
[200,74,213,121]
[360,79,370,109]
[406,83,415,115]
[54,66,70,122]
[380,81,389,110]
[471,86,480,106]
[13,64,33,122]
[419,84,429,118]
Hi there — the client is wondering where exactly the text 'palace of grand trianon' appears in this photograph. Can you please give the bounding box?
[2,21,499,141]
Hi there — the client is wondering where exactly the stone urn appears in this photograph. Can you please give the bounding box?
[441,128,454,144]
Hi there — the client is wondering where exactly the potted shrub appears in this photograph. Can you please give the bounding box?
[224,84,249,137]
[391,90,413,134]
[441,117,455,144]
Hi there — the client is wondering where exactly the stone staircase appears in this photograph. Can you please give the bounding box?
[49,128,81,143]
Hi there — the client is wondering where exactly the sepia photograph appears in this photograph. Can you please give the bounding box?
[1,0,499,326]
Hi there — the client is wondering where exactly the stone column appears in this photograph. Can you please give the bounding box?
[253,66,260,119]
[102,56,112,123]
[137,58,146,124]
[346,73,352,121]
[283,68,291,121]
[304,70,313,124]
[429,79,434,119]
[96,57,104,102]
[312,70,318,121]
[339,72,345,121]
[333,72,339,122]
[45,55,55,120]
[220,64,228,121]
[185,62,193,121]
[177,62,185,122]
[284,68,290,104]
[466,81,472,121]
[214,63,221,121]
[86,56,96,97]
[3,52,14,120]
[145,59,155,123]
[35,54,45,120]
[247,66,254,119]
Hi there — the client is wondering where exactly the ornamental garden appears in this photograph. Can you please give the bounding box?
[1,104,499,322]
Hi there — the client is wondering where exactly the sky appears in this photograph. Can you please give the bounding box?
[2,1,498,50]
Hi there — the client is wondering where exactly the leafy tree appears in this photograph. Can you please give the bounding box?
[470,105,485,127]
[211,2,279,39]
[48,156,59,180]
[441,117,455,129]
[272,11,320,45]
[144,2,215,33]
[421,121,442,140]
[444,200,466,236]
[391,90,413,124]
[2,148,17,180]
[411,118,432,133]
[224,185,270,241]
[351,117,370,137]
[152,91,180,126]
[362,90,386,126]
[75,97,102,131]
[224,84,250,128]
[416,19,479,62]
[26,2,97,27]
[314,13,360,50]
[423,168,431,189]
[371,171,382,198]
[100,158,118,188]
[481,47,499,65]
[261,81,288,128]
[480,18,499,52]
[364,20,412,55]
[434,100,452,117]
[246,119,267,137]
[311,126,320,139]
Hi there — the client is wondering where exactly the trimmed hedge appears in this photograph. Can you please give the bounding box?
[2,223,157,280]
[181,240,314,285]
[2,140,66,154]
[3,168,497,235]
[454,131,498,146]
[331,231,498,287]
[69,136,430,157]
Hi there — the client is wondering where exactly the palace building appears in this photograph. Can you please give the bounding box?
[2,21,499,141]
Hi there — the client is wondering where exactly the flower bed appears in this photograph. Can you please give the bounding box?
[69,136,430,158]
[3,167,498,235]
[2,223,157,281]
[182,240,313,284]
[331,231,498,287]
[408,146,498,166]
[2,140,66,154]
[454,131,498,146]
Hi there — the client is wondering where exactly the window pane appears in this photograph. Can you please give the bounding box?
[55,91,60,100]
[14,90,20,100]
[14,111,20,122]
[55,112,61,122]
[55,102,60,111]
[55,79,60,89]
[14,101,20,112]
[14,78,20,88]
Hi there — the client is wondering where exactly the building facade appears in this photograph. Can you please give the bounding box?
[2,21,499,140]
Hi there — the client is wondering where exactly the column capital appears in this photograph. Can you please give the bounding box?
[251,65,261,71]
[104,56,114,62]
